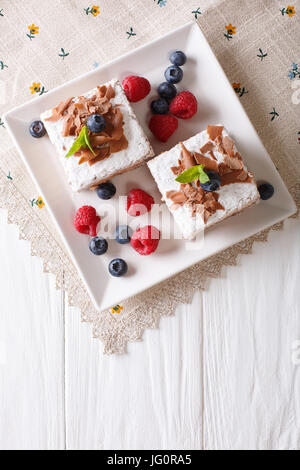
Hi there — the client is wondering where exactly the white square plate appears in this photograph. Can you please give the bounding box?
[4,22,296,311]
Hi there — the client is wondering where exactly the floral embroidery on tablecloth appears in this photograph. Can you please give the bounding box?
[84,5,100,16]
[232,82,248,97]
[280,5,296,17]
[154,0,167,7]
[30,197,45,209]
[270,107,279,121]
[224,23,237,40]
[0,60,8,70]
[127,27,136,38]
[7,172,12,181]
[27,24,39,40]
[111,305,123,314]
[0,9,4,17]
[288,63,300,79]
[58,48,69,60]
[257,48,268,61]
[29,82,47,96]
[192,8,202,19]
[0,118,4,128]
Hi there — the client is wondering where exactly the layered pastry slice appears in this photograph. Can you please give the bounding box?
[147,125,260,240]
[41,78,154,191]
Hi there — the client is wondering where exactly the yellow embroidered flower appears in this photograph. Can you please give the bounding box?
[286,5,296,17]
[111,305,123,314]
[91,5,100,16]
[225,24,236,35]
[36,197,45,209]
[232,83,248,97]
[29,82,41,94]
[28,24,39,35]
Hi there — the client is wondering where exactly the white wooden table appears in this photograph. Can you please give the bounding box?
[0,208,299,450]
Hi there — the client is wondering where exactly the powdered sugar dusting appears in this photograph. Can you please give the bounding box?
[41,79,153,191]
[147,127,260,239]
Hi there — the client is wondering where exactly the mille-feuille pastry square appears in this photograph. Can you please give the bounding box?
[41,78,154,192]
[147,125,260,240]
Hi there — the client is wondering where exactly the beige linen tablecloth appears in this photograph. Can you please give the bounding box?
[0,0,299,353]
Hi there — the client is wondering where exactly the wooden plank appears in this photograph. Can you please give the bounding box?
[203,218,300,450]
[65,293,204,450]
[0,211,65,450]
[1,211,299,449]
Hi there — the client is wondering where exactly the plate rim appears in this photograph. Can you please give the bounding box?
[3,21,297,311]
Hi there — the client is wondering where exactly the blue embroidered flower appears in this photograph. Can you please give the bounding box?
[289,70,295,79]
[288,63,299,79]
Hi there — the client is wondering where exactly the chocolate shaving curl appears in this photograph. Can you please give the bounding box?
[166,129,253,224]
[45,84,128,166]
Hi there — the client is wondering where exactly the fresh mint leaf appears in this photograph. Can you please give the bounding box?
[83,125,96,156]
[176,166,202,183]
[198,167,210,184]
[65,129,85,158]
[175,165,210,184]
[65,125,96,158]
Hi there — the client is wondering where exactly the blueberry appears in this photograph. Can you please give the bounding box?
[114,225,133,244]
[158,82,177,101]
[96,181,116,200]
[29,120,46,138]
[86,113,106,133]
[151,98,169,115]
[200,171,221,192]
[164,65,183,84]
[258,183,274,200]
[89,237,108,255]
[169,51,187,67]
[109,258,128,277]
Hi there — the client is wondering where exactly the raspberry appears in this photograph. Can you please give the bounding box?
[122,75,151,102]
[127,189,154,217]
[74,206,100,236]
[169,91,198,119]
[130,226,161,256]
[149,115,178,142]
